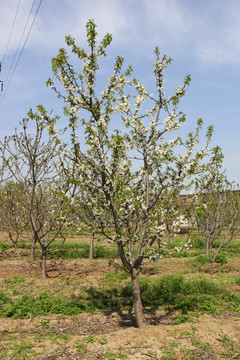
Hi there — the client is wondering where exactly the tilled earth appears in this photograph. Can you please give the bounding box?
[0,242,240,359]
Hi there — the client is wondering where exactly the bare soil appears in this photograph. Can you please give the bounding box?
[0,236,240,359]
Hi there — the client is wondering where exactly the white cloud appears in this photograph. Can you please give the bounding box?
[1,0,240,70]
[193,1,240,66]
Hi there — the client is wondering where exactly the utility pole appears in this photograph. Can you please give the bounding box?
[0,62,3,93]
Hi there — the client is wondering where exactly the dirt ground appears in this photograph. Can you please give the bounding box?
[0,240,240,359]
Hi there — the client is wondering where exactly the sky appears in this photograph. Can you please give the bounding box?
[0,0,240,181]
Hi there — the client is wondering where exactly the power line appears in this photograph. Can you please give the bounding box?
[0,0,37,100]
[0,0,43,105]
[1,0,21,65]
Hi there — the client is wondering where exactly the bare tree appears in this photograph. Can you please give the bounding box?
[0,107,70,278]
[193,148,240,273]
[0,181,28,248]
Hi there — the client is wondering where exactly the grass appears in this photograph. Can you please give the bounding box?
[161,347,176,360]
[0,291,96,318]
[1,273,239,319]
[47,244,119,259]
[2,230,240,262]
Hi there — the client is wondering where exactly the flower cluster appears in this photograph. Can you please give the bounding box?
[163,112,180,132]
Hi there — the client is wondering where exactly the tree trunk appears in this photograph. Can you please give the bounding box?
[30,239,36,261]
[167,234,171,250]
[41,246,48,279]
[89,231,94,260]
[131,268,146,328]
[197,223,201,245]
[205,238,209,255]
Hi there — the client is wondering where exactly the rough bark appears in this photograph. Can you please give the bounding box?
[89,231,94,260]
[205,239,209,255]
[131,267,146,328]
[41,246,48,279]
[30,239,36,261]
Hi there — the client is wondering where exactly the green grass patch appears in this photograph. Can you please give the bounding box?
[121,274,240,314]
[9,341,34,359]
[188,254,210,266]
[0,291,95,318]
[1,273,239,319]
[5,276,25,285]
[0,291,11,305]
[0,241,13,251]
[47,244,119,259]
[235,276,240,286]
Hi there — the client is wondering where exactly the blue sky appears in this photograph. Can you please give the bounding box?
[0,0,240,181]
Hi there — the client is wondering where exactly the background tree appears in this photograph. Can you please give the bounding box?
[193,147,240,273]
[157,194,190,250]
[0,181,28,248]
[70,194,106,260]
[0,109,70,278]
[43,20,216,327]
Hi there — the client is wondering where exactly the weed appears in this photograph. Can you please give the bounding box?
[99,337,107,345]
[180,347,212,360]
[161,347,175,360]
[217,351,232,358]
[58,333,70,342]
[75,340,88,355]
[0,291,95,318]
[189,254,209,266]
[175,327,197,338]
[191,326,198,334]
[235,276,240,286]
[0,242,13,251]
[191,339,211,350]
[121,274,224,314]
[35,328,58,342]
[0,291,11,305]
[105,350,126,359]
[200,301,221,314]
[192,237,206,249]
[10,341,34,359]
[171,341,180,348]
[39,319,50,327]
[1,273,239,320]
[219,330,232,343]
[148,349,157,356]
[215,253,228,264]
[83,335,96,343]
[105,271,128,284]
[11,288,20,296]
[47,243,119,260]
[174,314,192,325]
[5,276,25,284]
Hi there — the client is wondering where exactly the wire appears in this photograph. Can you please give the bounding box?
[1,0,21,65]
[0,0,43,105]
[0,0,37,99]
